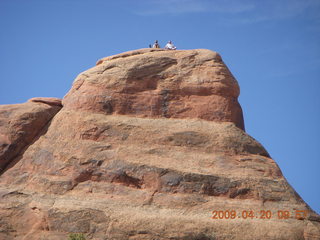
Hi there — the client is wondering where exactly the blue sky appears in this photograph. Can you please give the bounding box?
[0,0,319,213]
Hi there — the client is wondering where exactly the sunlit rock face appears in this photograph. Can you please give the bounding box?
[0,49,319,240]
[64,48,245,130]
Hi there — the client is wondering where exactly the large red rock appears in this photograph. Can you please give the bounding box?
[0,101,61,172]
[0,49,319,240]
[64,48,245,130]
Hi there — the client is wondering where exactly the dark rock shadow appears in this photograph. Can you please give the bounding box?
[0,115,57,176]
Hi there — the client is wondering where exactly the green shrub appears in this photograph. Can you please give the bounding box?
[68,233,86,240]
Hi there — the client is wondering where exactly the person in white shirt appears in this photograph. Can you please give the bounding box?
[164,41,177,50]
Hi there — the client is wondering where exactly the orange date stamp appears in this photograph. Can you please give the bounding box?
[211,209,308,220]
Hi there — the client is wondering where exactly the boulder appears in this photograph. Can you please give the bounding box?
[0,101,61,172]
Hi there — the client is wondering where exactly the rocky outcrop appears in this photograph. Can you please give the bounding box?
[0,100,61,172]
[28,97,62,107]
[0,49,319,240]
[64,48,245,130]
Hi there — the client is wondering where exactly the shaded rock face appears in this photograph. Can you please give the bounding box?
[0,49,319,240]
[0,101,61,172]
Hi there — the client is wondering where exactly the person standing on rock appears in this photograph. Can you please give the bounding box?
[164,41,177,50]
[152,40,160,48]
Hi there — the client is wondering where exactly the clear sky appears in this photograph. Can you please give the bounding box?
[0,0,319,213]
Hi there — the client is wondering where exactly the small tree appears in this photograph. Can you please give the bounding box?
[68,233,86,240]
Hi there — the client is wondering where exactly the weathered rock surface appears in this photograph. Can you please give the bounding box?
[0,101,61,172]
[28,97,62,107]
[64,48,245,130]
[0,49,319,240]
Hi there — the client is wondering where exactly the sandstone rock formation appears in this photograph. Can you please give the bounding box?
[64,48,244,130]
[28,97,63,107]
[0,100,61,172]
[0,49,319,240]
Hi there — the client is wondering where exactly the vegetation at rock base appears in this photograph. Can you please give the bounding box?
[68,233,86,240]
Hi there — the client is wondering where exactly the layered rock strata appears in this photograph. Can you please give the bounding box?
[0,49,319,240]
